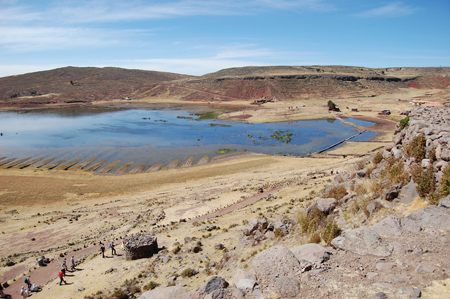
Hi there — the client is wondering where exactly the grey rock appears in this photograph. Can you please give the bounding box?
[331,228,391,257]
[232,269,256,284]
[370,217,421,236]
[190,276,230,299]
[306,203,319,216]
[376,262,396,272]
[274,277,301,298]
[290,243,331,265]
[367,200,383,216]
[234,279,256,292]
[252,289,268,298]
[407,205,450,230]
[438,196,450,209]
[341,192,357,203]
[357,169,368,178]
[398,180,419,204]
[204,288,244,299]
[273,222,289,236]
[400,286,421,298]
[317,197,338,214]
[141,286,190,299]
[252,245,301,285]
[384,183,403,201]
[415,263,437,274]
[373,291,388,299]
[421,159,431,168]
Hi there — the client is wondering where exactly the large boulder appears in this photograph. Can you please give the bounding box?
[124,233,158,260]
[370,217,421,236]
[252,245,301,286]
[190,276,230,299]
[398,180,419,204]
[141,286,190,299]
[407,205,450,230]
[317,197,338,214]
[204,287,244,299]
[290,243,331,265]
[274,277,301,298]
[331,228,391,257]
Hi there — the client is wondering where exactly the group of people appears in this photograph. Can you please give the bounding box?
[58,256,75,285]
[19,276,42,298]
[100,239,125,258]
[10,240,124,298]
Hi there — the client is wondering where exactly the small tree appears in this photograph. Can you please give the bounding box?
[327,100,336,111]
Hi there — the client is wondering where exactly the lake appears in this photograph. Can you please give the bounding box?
[0,105,376,172]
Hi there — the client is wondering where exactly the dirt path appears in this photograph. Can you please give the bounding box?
[1,245,99,299]
[191,186,285,223]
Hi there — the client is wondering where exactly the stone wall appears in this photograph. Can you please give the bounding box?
[124,233,158,260]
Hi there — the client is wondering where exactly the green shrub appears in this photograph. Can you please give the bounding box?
[399,115,410,129]
[181,268,195,278]
[382,157,409,185]
[321,222,341,246]
[373,152,383,165]
[405,135,426,161]
[324,185,348,200]
[143,281,160,291]
[110,288,128,299]
[172,245,181,254]
[416,166,435,198]
[297,209,325,235]
[439,165,450,197]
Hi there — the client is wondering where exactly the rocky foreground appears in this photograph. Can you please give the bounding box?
[136,105,450,298]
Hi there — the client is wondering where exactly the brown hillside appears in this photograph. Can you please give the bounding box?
[0,66,194,108]
[1,66,450,108]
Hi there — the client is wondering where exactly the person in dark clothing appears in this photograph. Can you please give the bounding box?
[24,276,32,291]
[110,242,116,255]
[59,270,67,285]
[100,242,105,258]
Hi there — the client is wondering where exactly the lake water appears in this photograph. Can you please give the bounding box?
[0,105,376,171]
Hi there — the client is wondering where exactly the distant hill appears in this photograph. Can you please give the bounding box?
[0,66,194,108]
[1,66,450,108]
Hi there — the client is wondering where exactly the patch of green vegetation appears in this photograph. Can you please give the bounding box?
[399,115,410,129]
[216,148,237,154]
[210,123,231,127]
[177,116,194,120]
[271,130,293,144]
[195,110,225,120]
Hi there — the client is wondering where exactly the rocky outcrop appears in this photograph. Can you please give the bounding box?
[252,245,301,286]
[290,243,331,265]
[124,233,158,260]
[141,286,190,299]
[331,228,391,257]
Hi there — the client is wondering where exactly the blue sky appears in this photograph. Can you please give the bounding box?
[0,0,449,78]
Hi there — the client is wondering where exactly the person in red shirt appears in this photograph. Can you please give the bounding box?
[59,269,67,285]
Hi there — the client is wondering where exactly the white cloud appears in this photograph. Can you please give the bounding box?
[355,2,418,18]
[0,26,148,51]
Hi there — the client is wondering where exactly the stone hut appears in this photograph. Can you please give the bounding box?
[124,233,158,260]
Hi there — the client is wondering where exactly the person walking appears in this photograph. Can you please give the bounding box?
[20,286,28,298]
[100,242,105,258]
[110,241,116,255]
[59,269,67,285]
[70,256,75,271]
[24,276,32,291]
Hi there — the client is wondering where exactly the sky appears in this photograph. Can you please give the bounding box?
[0,0,449,78]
